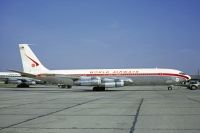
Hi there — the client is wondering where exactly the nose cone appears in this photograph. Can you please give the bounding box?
[185,75,191,81]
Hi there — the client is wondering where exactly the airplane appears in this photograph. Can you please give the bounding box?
[0,72,37,87]
[11,44,191,91]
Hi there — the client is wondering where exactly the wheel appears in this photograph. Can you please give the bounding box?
[93,87,105,91]
[61,85,66,88]
[67,85,72,89]
[58,84,66,88]
[4,80,8,84]
[168,86,172,90]
[93,87,98,91]
[17,84,29,88]
[191,85,198,90]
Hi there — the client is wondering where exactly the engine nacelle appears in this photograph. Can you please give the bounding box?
[100,80,124,88]
[101,78,115,83]
[26,81,36,85]
[74,77,125,88]
[5,79,36,85]
[6,79,22,85]
[74,77,101,86]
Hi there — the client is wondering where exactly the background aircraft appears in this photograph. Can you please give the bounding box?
[0,72,38,87]
[12,44,191,91]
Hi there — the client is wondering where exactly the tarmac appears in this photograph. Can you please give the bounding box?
[0,86,200,133]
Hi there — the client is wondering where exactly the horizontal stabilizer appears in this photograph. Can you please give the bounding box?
[9,70,36,78]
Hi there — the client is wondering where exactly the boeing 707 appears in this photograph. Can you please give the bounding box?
[11,44,191,91]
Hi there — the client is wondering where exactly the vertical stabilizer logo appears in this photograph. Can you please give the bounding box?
[25,55,39,67]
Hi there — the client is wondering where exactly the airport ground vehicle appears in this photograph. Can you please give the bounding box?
[181,79,200,90]
[187,80,200,90]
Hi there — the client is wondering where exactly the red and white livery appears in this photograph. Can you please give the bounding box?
[14,44,191,91]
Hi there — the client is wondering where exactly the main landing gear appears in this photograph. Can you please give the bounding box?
[93,87,105,91]
[17,84,29,88]
[58,84,72,89]
[168,85,173,90]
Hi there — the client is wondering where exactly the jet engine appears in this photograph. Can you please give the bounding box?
[74,77,101,86]
[5,79,36,88]
[5,79,22,84]
[74,77,124,88]
[100,80,124,88]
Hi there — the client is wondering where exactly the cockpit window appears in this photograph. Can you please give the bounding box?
[179,72,186,75]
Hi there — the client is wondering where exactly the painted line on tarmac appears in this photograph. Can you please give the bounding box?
[129,98,144,133]
[187,98,200,104]
[0,98,59,110]
[0,98,101,131]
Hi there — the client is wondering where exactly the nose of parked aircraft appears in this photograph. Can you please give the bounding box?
[185,75,191,81]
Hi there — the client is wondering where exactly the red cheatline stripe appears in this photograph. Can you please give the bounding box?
[77,73,189,79]
[25,55,39,66]
[38,73,189,80]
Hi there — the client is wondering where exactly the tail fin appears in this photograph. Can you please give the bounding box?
[19,44,49,74]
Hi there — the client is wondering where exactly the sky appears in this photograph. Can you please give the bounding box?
[0,0,200,74]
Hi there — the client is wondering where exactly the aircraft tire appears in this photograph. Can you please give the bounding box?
[93,87,105,91]
[58,84,66,88]
[168,86,172,90]
[61,85,66,88]
[67,85,72,89]
[17,84,29,88]
[4,80,8,84]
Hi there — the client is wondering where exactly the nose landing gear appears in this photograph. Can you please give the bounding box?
[168,85,173,90]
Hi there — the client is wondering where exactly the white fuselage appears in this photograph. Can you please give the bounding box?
[36,68,190,86]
